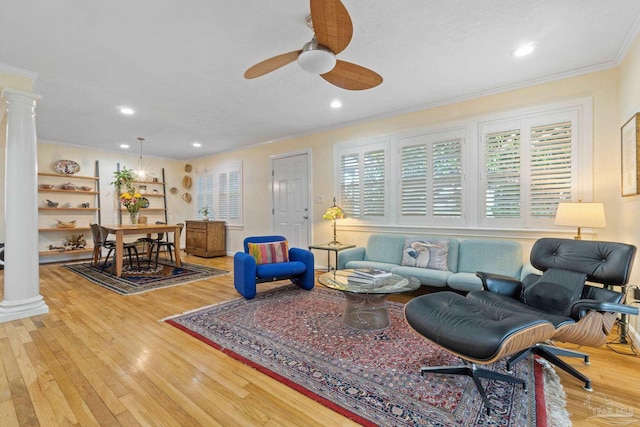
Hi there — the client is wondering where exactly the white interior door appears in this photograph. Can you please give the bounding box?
[272,153,310,248]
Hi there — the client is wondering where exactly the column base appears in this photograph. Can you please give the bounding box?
[0,295,49,323]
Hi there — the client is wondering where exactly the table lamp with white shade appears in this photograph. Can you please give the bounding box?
[554,201,607,239]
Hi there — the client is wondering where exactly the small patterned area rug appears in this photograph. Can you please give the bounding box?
[167,284,567,426]
[64,260,229,295]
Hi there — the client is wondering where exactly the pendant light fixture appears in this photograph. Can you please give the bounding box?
[135,137,148,180]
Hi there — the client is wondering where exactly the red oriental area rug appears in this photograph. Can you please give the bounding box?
[166,284,568,426]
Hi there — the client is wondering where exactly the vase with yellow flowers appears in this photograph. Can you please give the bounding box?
[120,191,144,224]
[111,166,143,224]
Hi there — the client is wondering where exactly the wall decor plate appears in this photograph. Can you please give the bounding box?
[54,160,80,175]
[141,197,150,208]
[182,192,192,203]
[182,175,192,189]
[169,187,178,194]
[184,164,192,172]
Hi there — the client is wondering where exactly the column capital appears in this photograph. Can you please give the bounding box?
[1,87,41,102]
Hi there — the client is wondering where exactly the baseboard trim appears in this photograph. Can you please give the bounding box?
[628,324,640,354]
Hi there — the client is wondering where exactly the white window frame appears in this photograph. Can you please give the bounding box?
[397,128,466,227]
[335,138,390,224]
[478,107,585,230]
[195,174,214,220]
[194,161,243,226]
[332,97,593,234]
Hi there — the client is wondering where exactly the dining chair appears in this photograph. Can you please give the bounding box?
[135,221,165,262]
[89,223,109,268]
[98,225,141,272]
[149,223,184,267]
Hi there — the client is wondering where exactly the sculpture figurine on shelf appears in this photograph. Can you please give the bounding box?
[49,234,86,251]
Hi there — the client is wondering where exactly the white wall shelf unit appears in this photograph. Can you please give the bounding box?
[38,160,101,262]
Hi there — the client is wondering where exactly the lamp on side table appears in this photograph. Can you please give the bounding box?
[322,197,347,246]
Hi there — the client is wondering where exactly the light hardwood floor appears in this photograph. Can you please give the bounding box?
[1,254,638,426]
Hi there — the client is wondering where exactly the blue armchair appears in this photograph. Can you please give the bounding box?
[234,235,315,299]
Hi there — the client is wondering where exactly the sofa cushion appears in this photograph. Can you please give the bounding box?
[391,266,452,287]
[256,261,306,278]
[401,237,450,270]
[447,272,484,292]
[362,234,406,264]
[248,240,289,264]
[457,239,523,278]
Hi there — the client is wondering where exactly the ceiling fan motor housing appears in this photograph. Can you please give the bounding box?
[298,40,336,74]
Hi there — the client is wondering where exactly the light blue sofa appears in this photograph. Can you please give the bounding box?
[337,234,531,292]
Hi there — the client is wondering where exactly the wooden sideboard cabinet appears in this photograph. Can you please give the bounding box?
[185,220,226,257]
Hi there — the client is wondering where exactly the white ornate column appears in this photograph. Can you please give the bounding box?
[0,88,48,322]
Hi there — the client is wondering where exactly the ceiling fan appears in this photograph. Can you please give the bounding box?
[243,0,382,91]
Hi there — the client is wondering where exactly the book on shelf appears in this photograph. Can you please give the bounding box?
[352,267,392,279]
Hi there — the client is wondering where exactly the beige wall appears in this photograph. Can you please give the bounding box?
[618,34,640,333]
[192,57,639,336]
[192,68,621,255]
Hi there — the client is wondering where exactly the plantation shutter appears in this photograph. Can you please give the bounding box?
[485,129,521,219]
[363,149,386,217]
[432,139,463,218]
[195,175,214,219]
[340,153,360,217]
[400,145,428,216]
[218,170,240,220]
[228,170,240,219]
[218,172,229,219]
[529,121,573,217]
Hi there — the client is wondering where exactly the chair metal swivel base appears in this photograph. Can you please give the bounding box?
[420,361,526,415]
[507,343,592,391]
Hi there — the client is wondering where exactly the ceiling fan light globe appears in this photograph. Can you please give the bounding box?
[298,43,336,74]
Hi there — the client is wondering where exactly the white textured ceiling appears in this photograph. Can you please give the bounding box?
[1,0,639,160]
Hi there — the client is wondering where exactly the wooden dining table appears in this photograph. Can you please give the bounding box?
[99,223,183,278]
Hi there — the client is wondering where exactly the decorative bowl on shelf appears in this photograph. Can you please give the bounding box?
[39,184,54,190]
[55,219,76,228]
[80,185,92,191]
[60,183,76,190]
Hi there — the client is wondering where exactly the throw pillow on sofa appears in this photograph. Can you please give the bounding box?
[248,241,289,264]
[401,237,450,270]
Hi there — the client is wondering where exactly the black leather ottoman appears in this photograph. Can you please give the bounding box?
[404,291,555,414]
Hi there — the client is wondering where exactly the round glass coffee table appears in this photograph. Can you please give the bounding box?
[318,270,420,331]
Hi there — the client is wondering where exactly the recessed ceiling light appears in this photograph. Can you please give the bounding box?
[193,142,202,148]
[119,107,135,115]
[330,99,342,109]
[120,144,130,149]
[512,42,538,57]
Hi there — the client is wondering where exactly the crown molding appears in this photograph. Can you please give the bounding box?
[0,63,38,82]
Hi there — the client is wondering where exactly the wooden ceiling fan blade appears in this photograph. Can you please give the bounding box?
[310,0,353,55]
[321,60,382,90]
[244,50,301,79]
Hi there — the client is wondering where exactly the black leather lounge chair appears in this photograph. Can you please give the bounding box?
[405,238,638,414]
